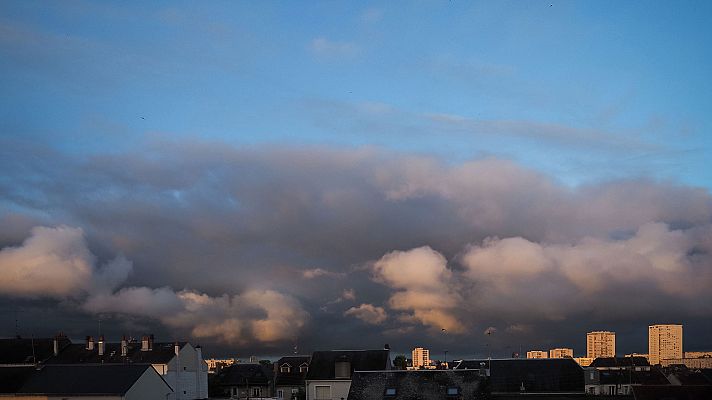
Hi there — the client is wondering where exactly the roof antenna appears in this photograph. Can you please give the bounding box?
[15,306,20,338]
[31,334,37,366]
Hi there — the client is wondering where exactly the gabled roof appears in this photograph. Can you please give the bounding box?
[275,355,311,387]
[0,366,35,393]
[590,356,649,368]
[0,337,71,364]
[15,364,167,395]
[347,370,485,400]
[597,369,669,385]
[46,341,187,365]
[217,364,274,386]
[455,358,584,393]
[306,350,390,380]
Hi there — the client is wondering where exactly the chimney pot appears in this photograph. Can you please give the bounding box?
[86,336,95,351]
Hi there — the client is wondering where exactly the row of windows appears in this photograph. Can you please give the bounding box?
[280,363,309,373]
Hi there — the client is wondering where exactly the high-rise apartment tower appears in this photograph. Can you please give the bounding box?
[649,324,683,366]
[587,331,616,359]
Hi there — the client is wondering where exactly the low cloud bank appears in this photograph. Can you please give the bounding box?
[0,226,308,345]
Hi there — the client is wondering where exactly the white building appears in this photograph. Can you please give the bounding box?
[47,335,208,400]
[526,350,547,359]
[549,348,574,359]
[411,347,432,369]
[305,349,391,400]
[587,331,616,359]
[649,324,683,366]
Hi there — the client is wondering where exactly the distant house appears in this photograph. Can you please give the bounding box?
[347,369,486,400]
[584,367,669,395]
[305,349,391,400]
[215,363,275,399]
[46,335,208,400]
[589,356,650,371]
[0,364,173,399]
[275,355,310,399]
[455,358,584,394]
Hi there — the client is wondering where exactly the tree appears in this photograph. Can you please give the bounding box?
[393,354,408,370]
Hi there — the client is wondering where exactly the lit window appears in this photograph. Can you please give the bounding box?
[385,388,396,396]
[447,387,459,395]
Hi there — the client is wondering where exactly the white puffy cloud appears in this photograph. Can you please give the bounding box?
[372,247,463,333]
[0,226,131,298]
[344,303,387,325]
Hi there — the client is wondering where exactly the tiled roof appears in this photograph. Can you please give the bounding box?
[0,366,35,393]
[0,337,71,364]
[589,356,649,368]
[455,358,584,393]
[15,364,166,395]
[597,369,669,385]
[46,341,186,365]
[275,355,310,386]
[306,350,390,380]
[347,370,484,400]
[217,364,274,386]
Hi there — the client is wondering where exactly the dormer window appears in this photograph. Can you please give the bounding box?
[280,364,291,373]
[334,356,351,379]
[300,363,309,373]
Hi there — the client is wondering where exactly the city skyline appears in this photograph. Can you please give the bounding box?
[2,1,712,358]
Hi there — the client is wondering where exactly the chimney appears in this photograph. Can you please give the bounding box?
[141,335,150,352]
[86,336,95,351]
[98,335,105,356]
[121,335,128,357]
[175,341,180,356]
[53,337,59,356]
[149,334,154,351]
[384,344,390,350]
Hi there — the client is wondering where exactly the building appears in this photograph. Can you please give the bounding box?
[549,348,573,359]
[274,355,310,399]
[526,350,547,359]
[46,335,208,400]
[0,364,173,399]
[411,347,432,369]
[587,331,615,359]
[574,357,593,367]
[584,367,669,396]
[589,356,651,371]
[660,356,712,368]
[347,370,486,400]
[305,349,391,400]
[214,363,274,399]
[455,358,585,393]
[649,324,683,366]
[205,358,236,373]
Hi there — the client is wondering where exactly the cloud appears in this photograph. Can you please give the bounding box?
[310,37,360,59]
[372,247,463,333]
[302,268,345,279]
[0,225,309,345]
[2,138,712,354]
[0,226,131,298]
[344,303,387,325]
[341,288,356,301]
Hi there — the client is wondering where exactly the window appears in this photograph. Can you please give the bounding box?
[315,385,331,400]
[277,389,284,398]
[385,388,396,396]
[281,364,291,373]
[252,387,262,397]
[300,363,309,373]
[447,387,459,395]
[292,388,298,394]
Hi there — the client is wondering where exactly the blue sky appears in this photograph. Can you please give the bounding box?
[2,0,710,186]
[2,1,712,356]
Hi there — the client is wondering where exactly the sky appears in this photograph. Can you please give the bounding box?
[1,1,711,359]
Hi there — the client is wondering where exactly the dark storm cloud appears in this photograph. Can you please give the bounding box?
[1,137,711,356]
